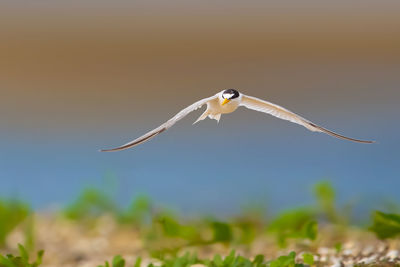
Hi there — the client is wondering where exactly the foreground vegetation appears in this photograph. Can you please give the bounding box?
[0,181,399,267]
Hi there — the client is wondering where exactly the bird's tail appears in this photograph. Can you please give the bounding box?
[193,110,209,125]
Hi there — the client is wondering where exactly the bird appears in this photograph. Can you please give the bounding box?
[101,89,374,152]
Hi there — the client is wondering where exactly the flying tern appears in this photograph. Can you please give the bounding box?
[101,89,373,152]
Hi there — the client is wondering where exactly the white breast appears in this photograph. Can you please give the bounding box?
[208,98,240,115]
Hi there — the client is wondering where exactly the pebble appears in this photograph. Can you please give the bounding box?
[386,250,399,260]
[361,245,374,256]
[377,243,387,253]
[358,254,377,265]
[330,259,342,267]
[342,249,354,256]
[318,247,332,255]
[342,259,354,267]
[331,256,342,267]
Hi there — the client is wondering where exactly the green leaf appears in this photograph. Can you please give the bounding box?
[313,181,338,223]
[269,259,281,267]
[0,254,15,267]
[211,222,233,243]
[112,255,125,267]
[64,188,117,221]
[253,255,265,265]
[268,208,316,247]
[223,250,235,266]
[0,247,44,267]
[119,196,152,226]
[0,199,30,247]
[33,250,45,267]
[334,243,342,253]
[134,257,142,267]
[303,221,318,241]
[18,244,29,262]
[269,252,296,267]
[213,254,223,267]
[369,211,400,239]
[302,253,314,265]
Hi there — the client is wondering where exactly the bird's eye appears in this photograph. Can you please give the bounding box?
[222,89,239,99]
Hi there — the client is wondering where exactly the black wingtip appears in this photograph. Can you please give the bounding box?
[99,148,118,152]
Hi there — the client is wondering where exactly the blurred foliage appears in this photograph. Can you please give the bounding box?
[100,250,310,267]
[302,253,314,266]
[4,180,400,266]
[63,187,266,256]
[369,211,400,239]
[210,221,233,243]
[334,242,343,254]
[0,199,30,247]
[23,215,35,252]
[0,244,44,267]
[160,216,198,240]
[269,251,299,267]
[151,252,199,267]
[313,181,339,223]
[49,181,400,256]
[119,196,153,226]
[268,208,318,247]
[98,255,127,267]
[64,188,117,221]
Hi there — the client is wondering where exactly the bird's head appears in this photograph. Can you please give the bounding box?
[219,89,241,106]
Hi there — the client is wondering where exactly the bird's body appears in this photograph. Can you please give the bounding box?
[195,92,242,124]
[101,89,373,152]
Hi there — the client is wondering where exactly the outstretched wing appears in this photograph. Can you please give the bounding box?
[240,94,374,143]
[101,95,218,151]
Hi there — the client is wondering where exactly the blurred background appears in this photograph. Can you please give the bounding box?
[1,0,399,218]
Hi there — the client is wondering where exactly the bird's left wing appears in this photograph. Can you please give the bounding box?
[101,95,218,152]
[240,94,374,143]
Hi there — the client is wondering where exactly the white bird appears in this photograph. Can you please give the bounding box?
[101,89,373,152]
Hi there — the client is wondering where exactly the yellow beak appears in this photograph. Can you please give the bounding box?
[222,99,230,106]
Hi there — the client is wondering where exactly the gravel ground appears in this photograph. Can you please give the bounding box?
[2,215,399,267]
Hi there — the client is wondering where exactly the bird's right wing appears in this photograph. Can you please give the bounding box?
[101,95,218,151]
[240,94,374,143]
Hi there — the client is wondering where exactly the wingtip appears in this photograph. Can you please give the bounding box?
[357,139,375,144]
[99,148,115,152]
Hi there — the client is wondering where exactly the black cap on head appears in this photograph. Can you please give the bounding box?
[222,89,240,99]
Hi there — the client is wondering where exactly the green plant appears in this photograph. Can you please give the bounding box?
[23,214,35,252]
[98,255,128,267]
[269,252,297,267]
[0,244,44,267]
[210,221,233,243]
[313,181,339,223]
[334,243,342,254]
[157,214,199,241]
[64,188,117,221]
[269,251,312,267]
[119,196,153,226]
[369,211,400,239]
[268,208,318,247]
[102,251,313,267]
[0,199,30,247]
[152,252,199,267]
[302,253,314,266]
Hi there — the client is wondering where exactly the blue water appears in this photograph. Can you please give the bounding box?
[1,110,399,220]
